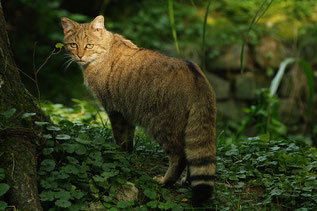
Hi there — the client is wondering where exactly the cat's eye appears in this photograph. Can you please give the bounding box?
[85,44,94,49]
[68,43,77,48]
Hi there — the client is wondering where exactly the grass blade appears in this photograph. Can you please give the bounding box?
[240,0,272,73]
[202,0,212,72]
[190,0,196,7]
[270,58,295,96]
[168,0,180,55]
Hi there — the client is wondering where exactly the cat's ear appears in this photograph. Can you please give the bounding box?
[90,15,105,33]
[61,17,78,35]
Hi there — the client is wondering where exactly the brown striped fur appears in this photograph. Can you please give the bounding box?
[61,15,216,205]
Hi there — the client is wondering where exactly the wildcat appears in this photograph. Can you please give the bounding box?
[61,15,216,206]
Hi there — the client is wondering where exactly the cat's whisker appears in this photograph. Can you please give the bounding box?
[63,58,75,71]
[64,53,72,58]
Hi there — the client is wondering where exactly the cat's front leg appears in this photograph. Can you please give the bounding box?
[108,112,135,153]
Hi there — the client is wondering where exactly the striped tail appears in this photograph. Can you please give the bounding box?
[184,103,216,206]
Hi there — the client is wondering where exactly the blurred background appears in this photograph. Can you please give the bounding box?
[2,0,317,144]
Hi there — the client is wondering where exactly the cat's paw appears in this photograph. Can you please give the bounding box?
[180,176,190,186]
[153,176,164,184]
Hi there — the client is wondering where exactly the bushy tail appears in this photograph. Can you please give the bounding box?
[184,103,216,206]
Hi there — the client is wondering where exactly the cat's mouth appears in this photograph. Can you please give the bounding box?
[76,58,98,65]
[76,60,88,65]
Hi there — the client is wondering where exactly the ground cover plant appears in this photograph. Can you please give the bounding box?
[34,99,317,210]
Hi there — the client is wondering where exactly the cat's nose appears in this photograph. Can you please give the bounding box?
[77,55,83,59]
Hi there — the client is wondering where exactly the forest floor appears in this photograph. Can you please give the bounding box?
[29,100,317,210]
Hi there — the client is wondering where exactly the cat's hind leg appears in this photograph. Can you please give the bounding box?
[154,154,186,187]
[108,112,135,153]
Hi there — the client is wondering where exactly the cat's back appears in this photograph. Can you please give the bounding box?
[86,34,215,114]
[129,48,215,101]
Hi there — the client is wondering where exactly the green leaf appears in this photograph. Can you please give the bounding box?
[2,108,16,119]
[0,201,8,210]
[72,191,85,199]
[55,43,64,49]
[35,121,50,126]
[21,113,36,118]
[55,199,71,208]
[75,144,87,155]
[40,159,55,172]
[0,183,10,196]
[55,190,71,200]
[135,206,147,211]
[57,171,69,179]
[67,156,79,164]
[102,170,119,179]
[64,164,79,175]
[89,181,99,194]
[40,190,55,201]
[144,188,157,200]
[46,125,61,131]
[270,58,295,96]
[146,201,158,209]
[43,148,54,155]
[258,134,270,142]
[270,188,283,196]
[43,134,53,139]
[117,201,133,208]
[75,134,91,144]
[158,201,176,210]
[56,134,71,140]
[62,143,76,153]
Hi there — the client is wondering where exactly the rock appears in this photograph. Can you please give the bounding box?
[87,201,107,211]
[255,37,286,69]
[205,73,231,100]
[181,43,202,66]
[312,98,317,125]
[279,99,301,125]
[255,74,270,90]
[279,72,292,98]
[209,44,251,71]
[217,100,247,122]
[116,181,139,202]
[235,72,256,100]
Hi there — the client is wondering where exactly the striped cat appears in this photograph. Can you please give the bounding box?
[61,15,216,205]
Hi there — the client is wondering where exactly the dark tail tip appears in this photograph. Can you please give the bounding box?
[192,184,213,207]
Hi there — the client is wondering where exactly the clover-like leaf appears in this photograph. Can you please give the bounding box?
[40,159,56,172]
[55,43,64,49]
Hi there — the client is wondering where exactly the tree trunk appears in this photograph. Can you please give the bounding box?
[0,2,45,211]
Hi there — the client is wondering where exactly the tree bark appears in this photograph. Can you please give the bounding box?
[0,2,45,211]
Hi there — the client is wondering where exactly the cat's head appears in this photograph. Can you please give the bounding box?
[61,15,109,65]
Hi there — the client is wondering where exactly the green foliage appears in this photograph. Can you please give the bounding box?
[39,101,191,210]
[37,100,317,210]
[0,168,10,210]
[217,136,317,210]
[238,89,286,138]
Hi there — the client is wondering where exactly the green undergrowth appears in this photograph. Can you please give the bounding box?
[37,99,317,210]
[0,168,10,210]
